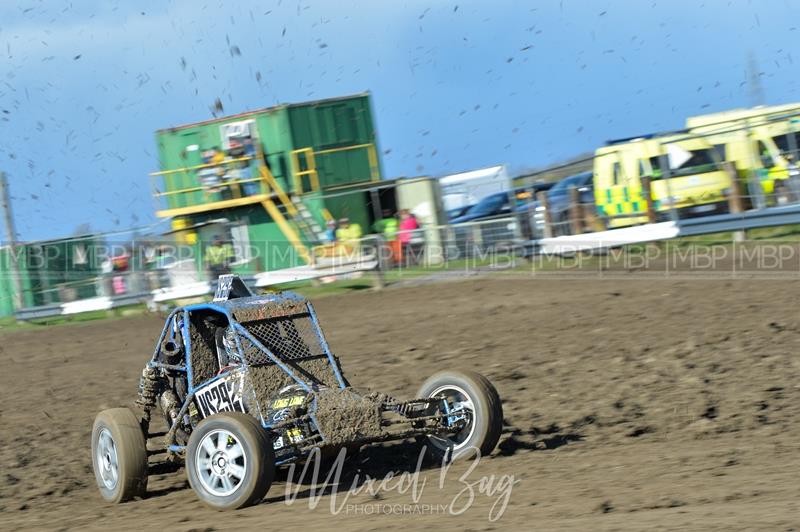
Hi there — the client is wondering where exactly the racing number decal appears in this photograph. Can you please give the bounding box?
[194,374,246,419]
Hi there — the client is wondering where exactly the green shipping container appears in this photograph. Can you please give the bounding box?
[151,93,384,273]
[153,93,381,217]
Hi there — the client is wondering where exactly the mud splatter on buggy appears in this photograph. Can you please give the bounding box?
[91,275,503,510]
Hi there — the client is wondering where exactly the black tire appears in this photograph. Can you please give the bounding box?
[417,370,503,461]
[91,408,148,503]
[186,412,274,510]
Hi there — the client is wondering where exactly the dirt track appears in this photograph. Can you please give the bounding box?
[2,275,800,531]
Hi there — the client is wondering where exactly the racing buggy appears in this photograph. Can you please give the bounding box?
[91,275,503,510]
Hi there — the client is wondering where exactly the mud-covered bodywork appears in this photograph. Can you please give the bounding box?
[138,276,465,465]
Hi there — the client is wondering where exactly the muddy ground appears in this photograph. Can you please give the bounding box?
[2,275,800,531]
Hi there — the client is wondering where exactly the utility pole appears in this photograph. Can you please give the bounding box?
[747,52,766,107]
[0,172,24,311]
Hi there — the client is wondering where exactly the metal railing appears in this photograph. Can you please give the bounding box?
[150,142,381,217]
[289,147,321,194]
[314,142,380,179]
[11,216,524,319]
[150,155,272,217]
[519,158,800,242]
[300,143,381,191]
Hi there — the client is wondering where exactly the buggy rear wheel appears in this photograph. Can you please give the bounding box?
[91,408,148,503]
[418,370,503,462]
[186,412,274,510]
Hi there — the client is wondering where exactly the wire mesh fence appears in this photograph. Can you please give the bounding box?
[240,313,324,366]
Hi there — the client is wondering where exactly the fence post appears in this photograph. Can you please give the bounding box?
[568,186,583,235]
[640,175,657,224]
[0,172,23,312]
[537,191,553,238]
[724,162,744,214]
[471,223,483,257]
[372,236,385,291]
[723,162,746,242]
[749,169,767,209]
[658,154,679,222]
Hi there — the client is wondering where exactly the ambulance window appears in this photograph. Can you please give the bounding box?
[677,150,717,175]
[651,150,718,177]
[638,160,646,178]
[712,144,726,163]
[773,133,800,157]
[649,157,663,179]
[757,141,775,168]
[612,162,623,185]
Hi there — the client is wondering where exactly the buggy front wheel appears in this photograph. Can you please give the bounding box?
[91,408,148,503]
[418,370,503,462]
[186,412,275,510]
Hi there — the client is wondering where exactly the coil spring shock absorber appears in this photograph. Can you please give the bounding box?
[136,365,161,423]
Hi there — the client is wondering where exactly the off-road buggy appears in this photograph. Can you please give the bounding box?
[91,275,503,510]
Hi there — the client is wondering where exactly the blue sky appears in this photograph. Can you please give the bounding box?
[1,0,799,240]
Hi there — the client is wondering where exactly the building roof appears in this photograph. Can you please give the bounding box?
[686,102,800,129]
[438,165,506,185]
[156,92,371,134]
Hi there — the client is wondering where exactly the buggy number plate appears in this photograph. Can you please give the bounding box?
[194,373,246,419]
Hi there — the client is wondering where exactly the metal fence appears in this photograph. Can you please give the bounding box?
[16,117,800,318]
[516,160,800,244]
[11,216,530,319]
[15,174,800,313]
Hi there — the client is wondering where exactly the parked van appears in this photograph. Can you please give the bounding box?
[686,104,800,203]
[593,133,731,228]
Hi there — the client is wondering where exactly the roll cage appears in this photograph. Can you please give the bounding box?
[146,281,346,453]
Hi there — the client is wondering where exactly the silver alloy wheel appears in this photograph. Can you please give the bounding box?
[96,428,119,490]
[429,385,476,452]
[195,429,248,497]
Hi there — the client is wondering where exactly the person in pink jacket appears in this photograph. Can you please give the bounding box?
[398,209,420,265]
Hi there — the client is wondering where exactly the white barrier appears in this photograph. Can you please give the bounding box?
[253,255,379,286]
[537,222,680,254]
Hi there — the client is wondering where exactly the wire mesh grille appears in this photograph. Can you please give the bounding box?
[241,313,325,366]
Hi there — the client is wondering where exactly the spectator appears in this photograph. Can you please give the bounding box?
[111,250,130,295]
[219,143,244,200]
[373,209,400,265]
[198,148,223,195]
[204,235,235,281]
[398,209,421,265]
[225,139,245,196]
[240,137,261,196]
[211,147,225,167]
[324,219,337,243]
[335,217,363,255]
[373,209,399,240]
